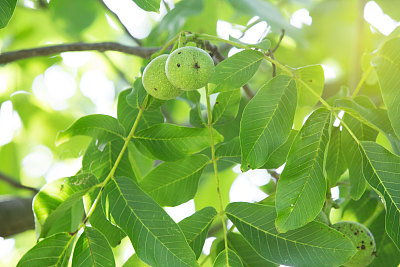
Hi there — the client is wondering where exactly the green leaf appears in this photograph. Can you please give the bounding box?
[325,127,346,187]
[126,79,164,111]
[106,176,198,267]
[132,0,160,12]
[372,37,400,139]
[295,65,325,108]
[57,115,125,144]
[213,248,244,267]
[341,114,378,199]
[275,108,331,232]
[180,91,206,128]
[118,89,164,135]
[134,123,223,161]
[146,0,203,45]
[240,75,297,171]
[210,50,264,93]
[140,154,210,206]
[250,39,271,52]
[122,254,150,267]
[215,137,241,164]
[226,202,357,267]
[336,96,400,154]
[368,209,400,267]
[85,189,126,247]
[33,173,98,238]
[0,0,17,28]
[82,139,135,182]
[17,233,74,267]
[261,129,298,169]
[178,207,218,259]
[72,227,115,267]
[212,89,241,125]
[227,233,277,267]
[361,141,400,250]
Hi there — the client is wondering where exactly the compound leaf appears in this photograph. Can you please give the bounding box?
[178,207,218,259]
[212,89,241,125]
[325,126,346,187]
[275,108,331,232]
[342,114,378,199]
[226,202,357,267]
[132,0,160,12]
[134,124,223,161]
[0,0,17,28]
[210,50,264,93]
[57,115,125,144]
[140,154,210,206]
[213,248,243,267]
[372,37,400,139]
[72,227,115,267]
[106,177,198,267]
[361,141,400,250]
[227,233,277,267]
[17,233,74,267]
[34,173,98,238]
[240,75,297,171]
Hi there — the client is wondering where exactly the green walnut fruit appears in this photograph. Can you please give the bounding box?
[142,54,183,100]
[165,46,215,90]
[332,221,376,267]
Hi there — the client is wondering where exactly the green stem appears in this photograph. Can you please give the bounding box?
[72,95,148,235]
[193,34,363,151]
[205,84,229,264]
[351,65,372,98]
[152,34,180,59]
[194,33,248,49]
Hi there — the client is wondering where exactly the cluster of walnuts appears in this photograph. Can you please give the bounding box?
[142,46,215,100]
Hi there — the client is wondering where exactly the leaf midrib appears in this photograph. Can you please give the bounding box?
[279,111,330,227]
[359,142,400,216]
[227,211,355,252]
[243,78,292,165]
[144,161,208,193]
[113,180,191,266]
[214,53,263,90]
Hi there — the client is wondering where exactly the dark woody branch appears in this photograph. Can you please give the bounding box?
[0,42,159,65]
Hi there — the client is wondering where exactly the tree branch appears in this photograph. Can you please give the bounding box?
[0,172,38,194]
[267,169,280,181]
[0,197,35,237]
[0,42,159,65]
[98,0,142,46]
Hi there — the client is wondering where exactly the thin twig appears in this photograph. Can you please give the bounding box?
[0,172,38,193]
[268,48,277,77]
[267,29,285,78]
[0,42,159,65]
[267,169,280,181]
[271,29,285,54]
[98,0,142,46]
